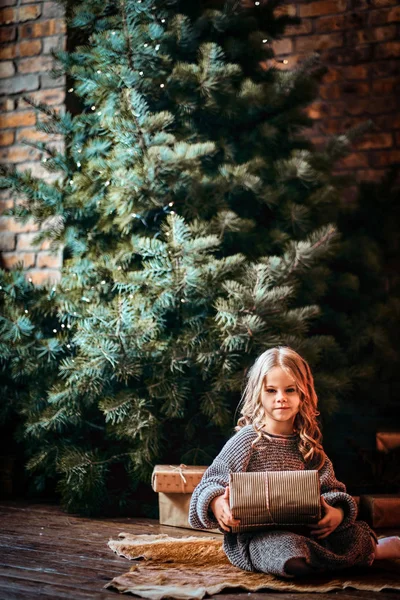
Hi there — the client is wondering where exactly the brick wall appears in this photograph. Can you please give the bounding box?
[0,0,66,284]
[273,0,400,182]
[1,1,399,281]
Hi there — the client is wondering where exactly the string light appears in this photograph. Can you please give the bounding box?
[53,329,57,333]
[69,180,73,185]
[255,1,260,4]
[170,210,175,214]
[77,161,81,167]
[68,88,74,93]
[77,149,82,153]
[160,83,165,88]
[283,59,288,64]
[155,44,160,51]
[97,70,101,74]
[139,71,144,76]
[161,18,166,23]
[28,278,32,282]
[66,344,71,349]
[24,309,28,314]
[117,266,122,271]
[101,280,106,284]
[61,324,65,328]
[42,158,47,162]
[97,111,102,115]
[144,43,148,48]
[263,39,268,43]
[168,202,174,207]
[105,181,110,186]
[91,106,96,110]
[111,31,116,35]
[67,324,72,329]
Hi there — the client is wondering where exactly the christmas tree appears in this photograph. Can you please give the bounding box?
[0,0,360,515]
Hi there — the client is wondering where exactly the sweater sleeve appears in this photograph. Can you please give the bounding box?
[319,455,358,530]
[188,425,256,530]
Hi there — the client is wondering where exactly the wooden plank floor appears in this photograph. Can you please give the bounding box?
[0,501,399,600]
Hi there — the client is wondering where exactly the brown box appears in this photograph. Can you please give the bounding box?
[360,494,400,528]
[376,431,400,453]
[158,492,221,534]
[151,464,208,494]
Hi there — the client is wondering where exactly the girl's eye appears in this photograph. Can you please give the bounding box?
[287,388,296,393]
[266,388,276,394]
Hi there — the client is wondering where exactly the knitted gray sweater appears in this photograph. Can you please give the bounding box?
[189,425,376,576]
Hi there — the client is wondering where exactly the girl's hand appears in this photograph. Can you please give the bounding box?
[309,497,344,540]
[210,486,241,532]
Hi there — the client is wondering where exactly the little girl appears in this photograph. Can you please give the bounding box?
[189,346,400,578]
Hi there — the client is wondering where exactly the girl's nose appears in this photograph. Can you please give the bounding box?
[277,391,286,402]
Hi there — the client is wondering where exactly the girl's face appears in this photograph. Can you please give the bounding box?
[260,366,301,434]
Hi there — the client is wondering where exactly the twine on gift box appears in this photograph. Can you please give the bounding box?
[169,464,188,492]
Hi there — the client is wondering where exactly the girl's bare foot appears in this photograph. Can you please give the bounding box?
[374,536,400,561]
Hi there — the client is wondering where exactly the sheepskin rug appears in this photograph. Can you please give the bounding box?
[106,533,400,599]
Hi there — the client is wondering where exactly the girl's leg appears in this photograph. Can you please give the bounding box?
[248,531,316,578]
[374,536,400,561]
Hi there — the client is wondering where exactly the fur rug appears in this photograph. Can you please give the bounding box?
[106,533,400,599]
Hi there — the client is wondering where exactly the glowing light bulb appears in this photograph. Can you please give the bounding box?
[160,83,165,88]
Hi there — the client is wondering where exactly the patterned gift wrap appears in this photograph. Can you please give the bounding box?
[229,470,321,533]
[151,465,209,494]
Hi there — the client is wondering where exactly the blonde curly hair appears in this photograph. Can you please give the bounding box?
[236,346,326,470]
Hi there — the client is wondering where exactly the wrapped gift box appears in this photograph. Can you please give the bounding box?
[376,430,400,453]
[360,494,400,528]
[151,464,209,494]
[152,464,222,534]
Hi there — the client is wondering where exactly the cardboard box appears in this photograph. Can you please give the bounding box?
[376,431,400,453]
[360,494,400,528]
[158,492,222,534]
